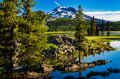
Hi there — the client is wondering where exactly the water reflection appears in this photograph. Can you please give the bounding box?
[86,68,120,78]
[64,70,90,79]
[50,40,120,79]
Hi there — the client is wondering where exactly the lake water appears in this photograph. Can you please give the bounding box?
[49,40,120,79]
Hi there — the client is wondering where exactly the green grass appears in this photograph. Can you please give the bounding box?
[87,36,120,39]
[46,31,120,42]
[87,36,120,42]
[46,31,120,34]
[45,31,75,34]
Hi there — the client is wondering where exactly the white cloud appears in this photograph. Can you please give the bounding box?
[54,1,61,7]
[84,11,120,21]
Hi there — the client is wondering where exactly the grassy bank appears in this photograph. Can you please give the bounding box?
[86,36,120,42]
[46,31,120,34]
[46,31,120,42]
[45,31,75,34]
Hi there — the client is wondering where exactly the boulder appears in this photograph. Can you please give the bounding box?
[42,65,54,72]
[88,63,95,68]
[67,49,72,53]
[66,64,79,70]
[80,62,88,68]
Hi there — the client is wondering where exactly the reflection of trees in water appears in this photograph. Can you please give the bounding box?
[64,70,94,79]
[86,68,120,78]
[63,68,120,79]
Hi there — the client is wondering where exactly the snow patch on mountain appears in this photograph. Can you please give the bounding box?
[47,6,105,23]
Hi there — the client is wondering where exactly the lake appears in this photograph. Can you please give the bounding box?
[49,40,120,79]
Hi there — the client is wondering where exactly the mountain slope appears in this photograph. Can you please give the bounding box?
[47,7,106,23]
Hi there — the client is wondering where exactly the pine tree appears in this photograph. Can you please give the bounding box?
[74,5,87,63]
[107,21,110,36]
[90,17,93,35]
[95,26,99,36]
[0,0,19,77]
[101,19,105,36]
[87,27,91,36]
[19,0,48,75]
[92,16,96,36]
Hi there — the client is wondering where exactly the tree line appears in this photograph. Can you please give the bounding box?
[47,18,89,31]
[87,17,110,36]
[47,16,120,32]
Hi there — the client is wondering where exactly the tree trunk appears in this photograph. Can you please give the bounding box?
[10,53,13,76]
[79,50,81,64]
[25,64,29,76]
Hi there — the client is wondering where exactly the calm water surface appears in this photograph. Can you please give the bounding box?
[50,40,120,79]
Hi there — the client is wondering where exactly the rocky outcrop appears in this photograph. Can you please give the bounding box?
[45,35,76,56]
[64,60,108,72]
[45,34,115,56]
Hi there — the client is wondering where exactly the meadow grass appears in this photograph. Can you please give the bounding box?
[46,31,120,42]
[45,31,75,34]
[46,31,120,34]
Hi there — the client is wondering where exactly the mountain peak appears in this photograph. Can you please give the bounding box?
[48,6,77,19]
[47,6,104,23]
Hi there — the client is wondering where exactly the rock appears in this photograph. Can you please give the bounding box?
[67,49,72,53]
[97,60,107,64]
[92,61,100,65]
[42,65,54,72]
[71,64,79,69]
[83,63,88,68]
[80,62,88,68]
[47,35,115,57]
[92,60,107,65]
[88,63,95,68]
[66,64,79,70]
[108,60,112,62]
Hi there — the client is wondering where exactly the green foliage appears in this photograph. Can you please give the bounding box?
[0,0,20,76]
[87,27,91,36]
[74,5,87,63]
[87,68,120,78]
[47,18,77,31]
[90,18,93,35]
[19,0,48,75]
[95,26,99,36]
[21,0,36,20]
[92,16,96,36]
[47,18,89,31]
[88,16,97,36]
[107,21,110,36]
[101,19,105,35]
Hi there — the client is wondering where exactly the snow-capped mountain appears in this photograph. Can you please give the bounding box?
[47,7,105,23]
[48,7,77,19]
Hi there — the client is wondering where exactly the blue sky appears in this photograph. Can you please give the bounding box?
[33,0,120,21]
[1,0,120,21]
[33,0,120,12]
